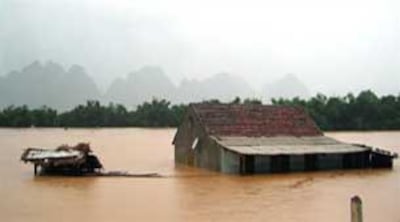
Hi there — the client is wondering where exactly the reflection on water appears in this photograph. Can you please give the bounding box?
[0,128,399,222]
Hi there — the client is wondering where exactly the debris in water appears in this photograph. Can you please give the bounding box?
[21,143,161,177]
[90,171,162,177]
[21,143,102,175]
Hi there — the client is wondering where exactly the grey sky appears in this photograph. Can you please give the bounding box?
[0,0,399,95]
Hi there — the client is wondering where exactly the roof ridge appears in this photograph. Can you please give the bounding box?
[190,103,322,137]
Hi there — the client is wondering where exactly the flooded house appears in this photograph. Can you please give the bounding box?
[173,103,396,174]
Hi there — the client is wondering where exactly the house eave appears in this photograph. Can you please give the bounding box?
[210,135,371,156]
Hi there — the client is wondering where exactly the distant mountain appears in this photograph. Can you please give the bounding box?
[106,68,256,106]
[177,73,255,103]
[1,61,312,110]
[105,66,177,107]
[0,61,100,110]
[265,73,310,100]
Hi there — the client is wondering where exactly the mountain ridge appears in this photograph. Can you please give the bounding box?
[0,61,311,110]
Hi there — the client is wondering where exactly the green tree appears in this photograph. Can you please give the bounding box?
[130,99,176,127]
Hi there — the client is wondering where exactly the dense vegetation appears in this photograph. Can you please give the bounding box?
[0,100,186,127]
[0,90,399,130]
[272,90,400,130]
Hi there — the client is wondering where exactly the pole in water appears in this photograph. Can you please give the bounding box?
[351,195,363,222]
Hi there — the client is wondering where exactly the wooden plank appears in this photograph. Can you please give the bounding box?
[351,196,363,222]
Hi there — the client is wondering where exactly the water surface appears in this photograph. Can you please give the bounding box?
[0,128,399,222]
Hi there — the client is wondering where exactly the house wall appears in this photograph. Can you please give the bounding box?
[289,155,305,172]
[270,155,290,173]
[371,152,393,168]
[174,109,206,166]
[242,152,371,174]
[317,154,343,170]
[254,155,271,173]
[304,154,318,171]
[253,155,305,173]
[245,155,307,173]
[221,148,240,174]
[342,151,370,169]
[174,108,234,172]
[195,137,221,171]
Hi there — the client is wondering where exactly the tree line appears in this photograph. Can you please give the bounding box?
[272,90,400,130]
[0,100,186,127]
[0,90,399,130]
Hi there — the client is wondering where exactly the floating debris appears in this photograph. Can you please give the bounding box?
[90,171,162,177]
[21,143,162,178]
[21,143,102,175]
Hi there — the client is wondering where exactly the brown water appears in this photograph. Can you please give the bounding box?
[0,128,399,222]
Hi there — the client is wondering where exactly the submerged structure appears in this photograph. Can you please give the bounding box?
[21,143,103,175]
[173,103,397,174]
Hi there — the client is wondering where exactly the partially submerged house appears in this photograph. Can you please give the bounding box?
[173,103,397,174]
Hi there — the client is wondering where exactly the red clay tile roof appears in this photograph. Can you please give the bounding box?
[191,103,322,137]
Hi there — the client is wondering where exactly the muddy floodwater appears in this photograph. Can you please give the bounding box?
[0,128,399,222]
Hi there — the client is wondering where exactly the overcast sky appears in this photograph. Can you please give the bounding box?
[0,0,399,95]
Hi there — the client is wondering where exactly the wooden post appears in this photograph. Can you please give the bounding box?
[351,196,363,222]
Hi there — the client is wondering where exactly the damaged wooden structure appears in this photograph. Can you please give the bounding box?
[173,103,397,174]
[21,143,103,175]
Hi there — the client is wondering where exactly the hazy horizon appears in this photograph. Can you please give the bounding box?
[1,0,399,95]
